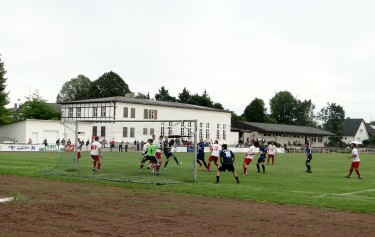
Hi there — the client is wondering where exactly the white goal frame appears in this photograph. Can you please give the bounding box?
[63,119,199,181]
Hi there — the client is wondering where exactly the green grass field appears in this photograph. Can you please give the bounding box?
[0,151,374,213]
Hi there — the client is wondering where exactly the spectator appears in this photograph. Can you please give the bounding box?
[125,141,129,152]
[110,138,115,152]
[56,138,60,149]
[119,140,124,152]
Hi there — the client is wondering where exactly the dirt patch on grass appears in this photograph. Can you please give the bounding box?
[1,175,374,237]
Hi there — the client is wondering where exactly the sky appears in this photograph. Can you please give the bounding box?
[1,0,374,122]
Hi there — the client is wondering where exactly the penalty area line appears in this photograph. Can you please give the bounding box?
[0,197,15,203]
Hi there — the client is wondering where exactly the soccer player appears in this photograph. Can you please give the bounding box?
[304,142,312,173]
[139,138,160,175]
[256,140,267,174]
[163,137,181,168]
[196,138,208,169]
[243,139,255,176]
[345,143,362,179]
[152,135,163,168]
[90,136,103,172]
[267,142,277,165]
[215,144,240,184]
[207,140,221,171]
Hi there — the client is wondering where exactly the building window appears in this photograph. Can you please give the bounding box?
[123,127,128,137]
[131,108,135,118]
[150,109,157,119]
[318,137,323,143]
[101,107,106,117]
[144,109,158,119]
[311,137,317,143]
[222,124,227,140]
[130,127,135,137]
[205,123,210,139]
[76,108,81,118]
[101,126,106,137]
[93,107,98,117]
[160,122,164,137]
[188,122,192,136]
[143,128,148,135]
[181,122,185,136]
[123,107,128,118]
[93,126,97,136]
[216,123,220,139]
[68,108,73,117]
[150,128,155,136]
[168,122,172,136]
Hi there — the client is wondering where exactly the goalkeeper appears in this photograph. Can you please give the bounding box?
[139,139,160,175]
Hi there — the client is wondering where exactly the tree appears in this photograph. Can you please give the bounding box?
[89,71,130,98]
[231,112,246,122]
[243,98,267,122]
[19,90,61,120]
[212,102,224,110]
[56,75,92,103]
[155,86,176,102]
[294,99,316,127]
[0,55,12,124]
[178,87,191,103]
[269,91,297,125]
[135,92,150,99]
[318,102,345,145]
[188,90,213,107]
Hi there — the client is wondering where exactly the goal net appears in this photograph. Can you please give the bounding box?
[42,120,198,184]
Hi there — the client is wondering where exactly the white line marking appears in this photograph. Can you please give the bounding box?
[0,197,15,203]
[335,189,375,197]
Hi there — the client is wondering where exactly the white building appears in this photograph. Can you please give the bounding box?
[60,96,232,144]
[0,119,63,145]
[342,118,369,144]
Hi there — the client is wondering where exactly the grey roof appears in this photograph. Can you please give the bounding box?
[232,121,335,136]
[342,118,364,136]
[59,96,230,113]
[365,123,375,137]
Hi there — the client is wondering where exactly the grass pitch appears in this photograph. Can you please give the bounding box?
[0,151,374,213]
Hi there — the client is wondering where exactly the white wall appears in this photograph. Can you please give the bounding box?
[0,120,26,143]
[354,121,369,142]
[116,103,231,144]
[0,120,64,144]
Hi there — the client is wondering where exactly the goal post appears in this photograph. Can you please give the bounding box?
[45,119,199,183]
